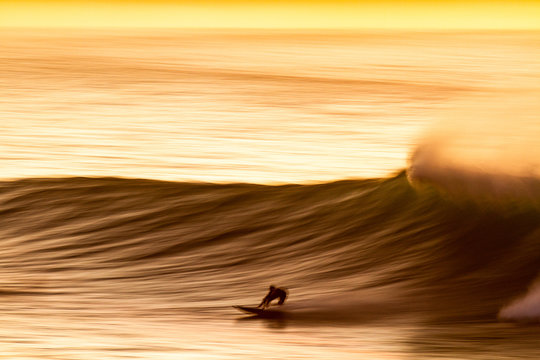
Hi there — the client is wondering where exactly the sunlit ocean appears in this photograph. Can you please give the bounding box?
[1,28,540,359]
[5,28,539,183]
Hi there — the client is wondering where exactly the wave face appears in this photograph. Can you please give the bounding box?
[1,173,539,322]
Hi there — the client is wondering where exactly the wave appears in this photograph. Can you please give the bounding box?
[408,142,540,208]
[0,172,539,322]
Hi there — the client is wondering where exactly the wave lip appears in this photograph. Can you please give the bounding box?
[408,142,540,209]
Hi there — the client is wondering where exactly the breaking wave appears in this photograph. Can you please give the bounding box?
[0,170,539,322]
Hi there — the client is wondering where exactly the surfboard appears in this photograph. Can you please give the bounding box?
[233,305,286,318]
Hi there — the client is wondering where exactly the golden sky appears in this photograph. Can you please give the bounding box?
[1,0,540,29]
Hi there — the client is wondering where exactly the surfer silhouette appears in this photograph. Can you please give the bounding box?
[258,285,287,308]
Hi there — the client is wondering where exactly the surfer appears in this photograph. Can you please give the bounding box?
[258,285,288,308]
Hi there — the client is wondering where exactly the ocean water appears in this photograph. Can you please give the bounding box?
[1,28,540,359]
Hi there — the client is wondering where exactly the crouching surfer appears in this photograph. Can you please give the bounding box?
[258,285,288,309]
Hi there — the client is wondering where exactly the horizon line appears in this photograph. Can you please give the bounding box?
[3,25,540,31]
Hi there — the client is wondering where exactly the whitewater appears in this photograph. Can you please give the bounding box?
[1,29,540,359]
